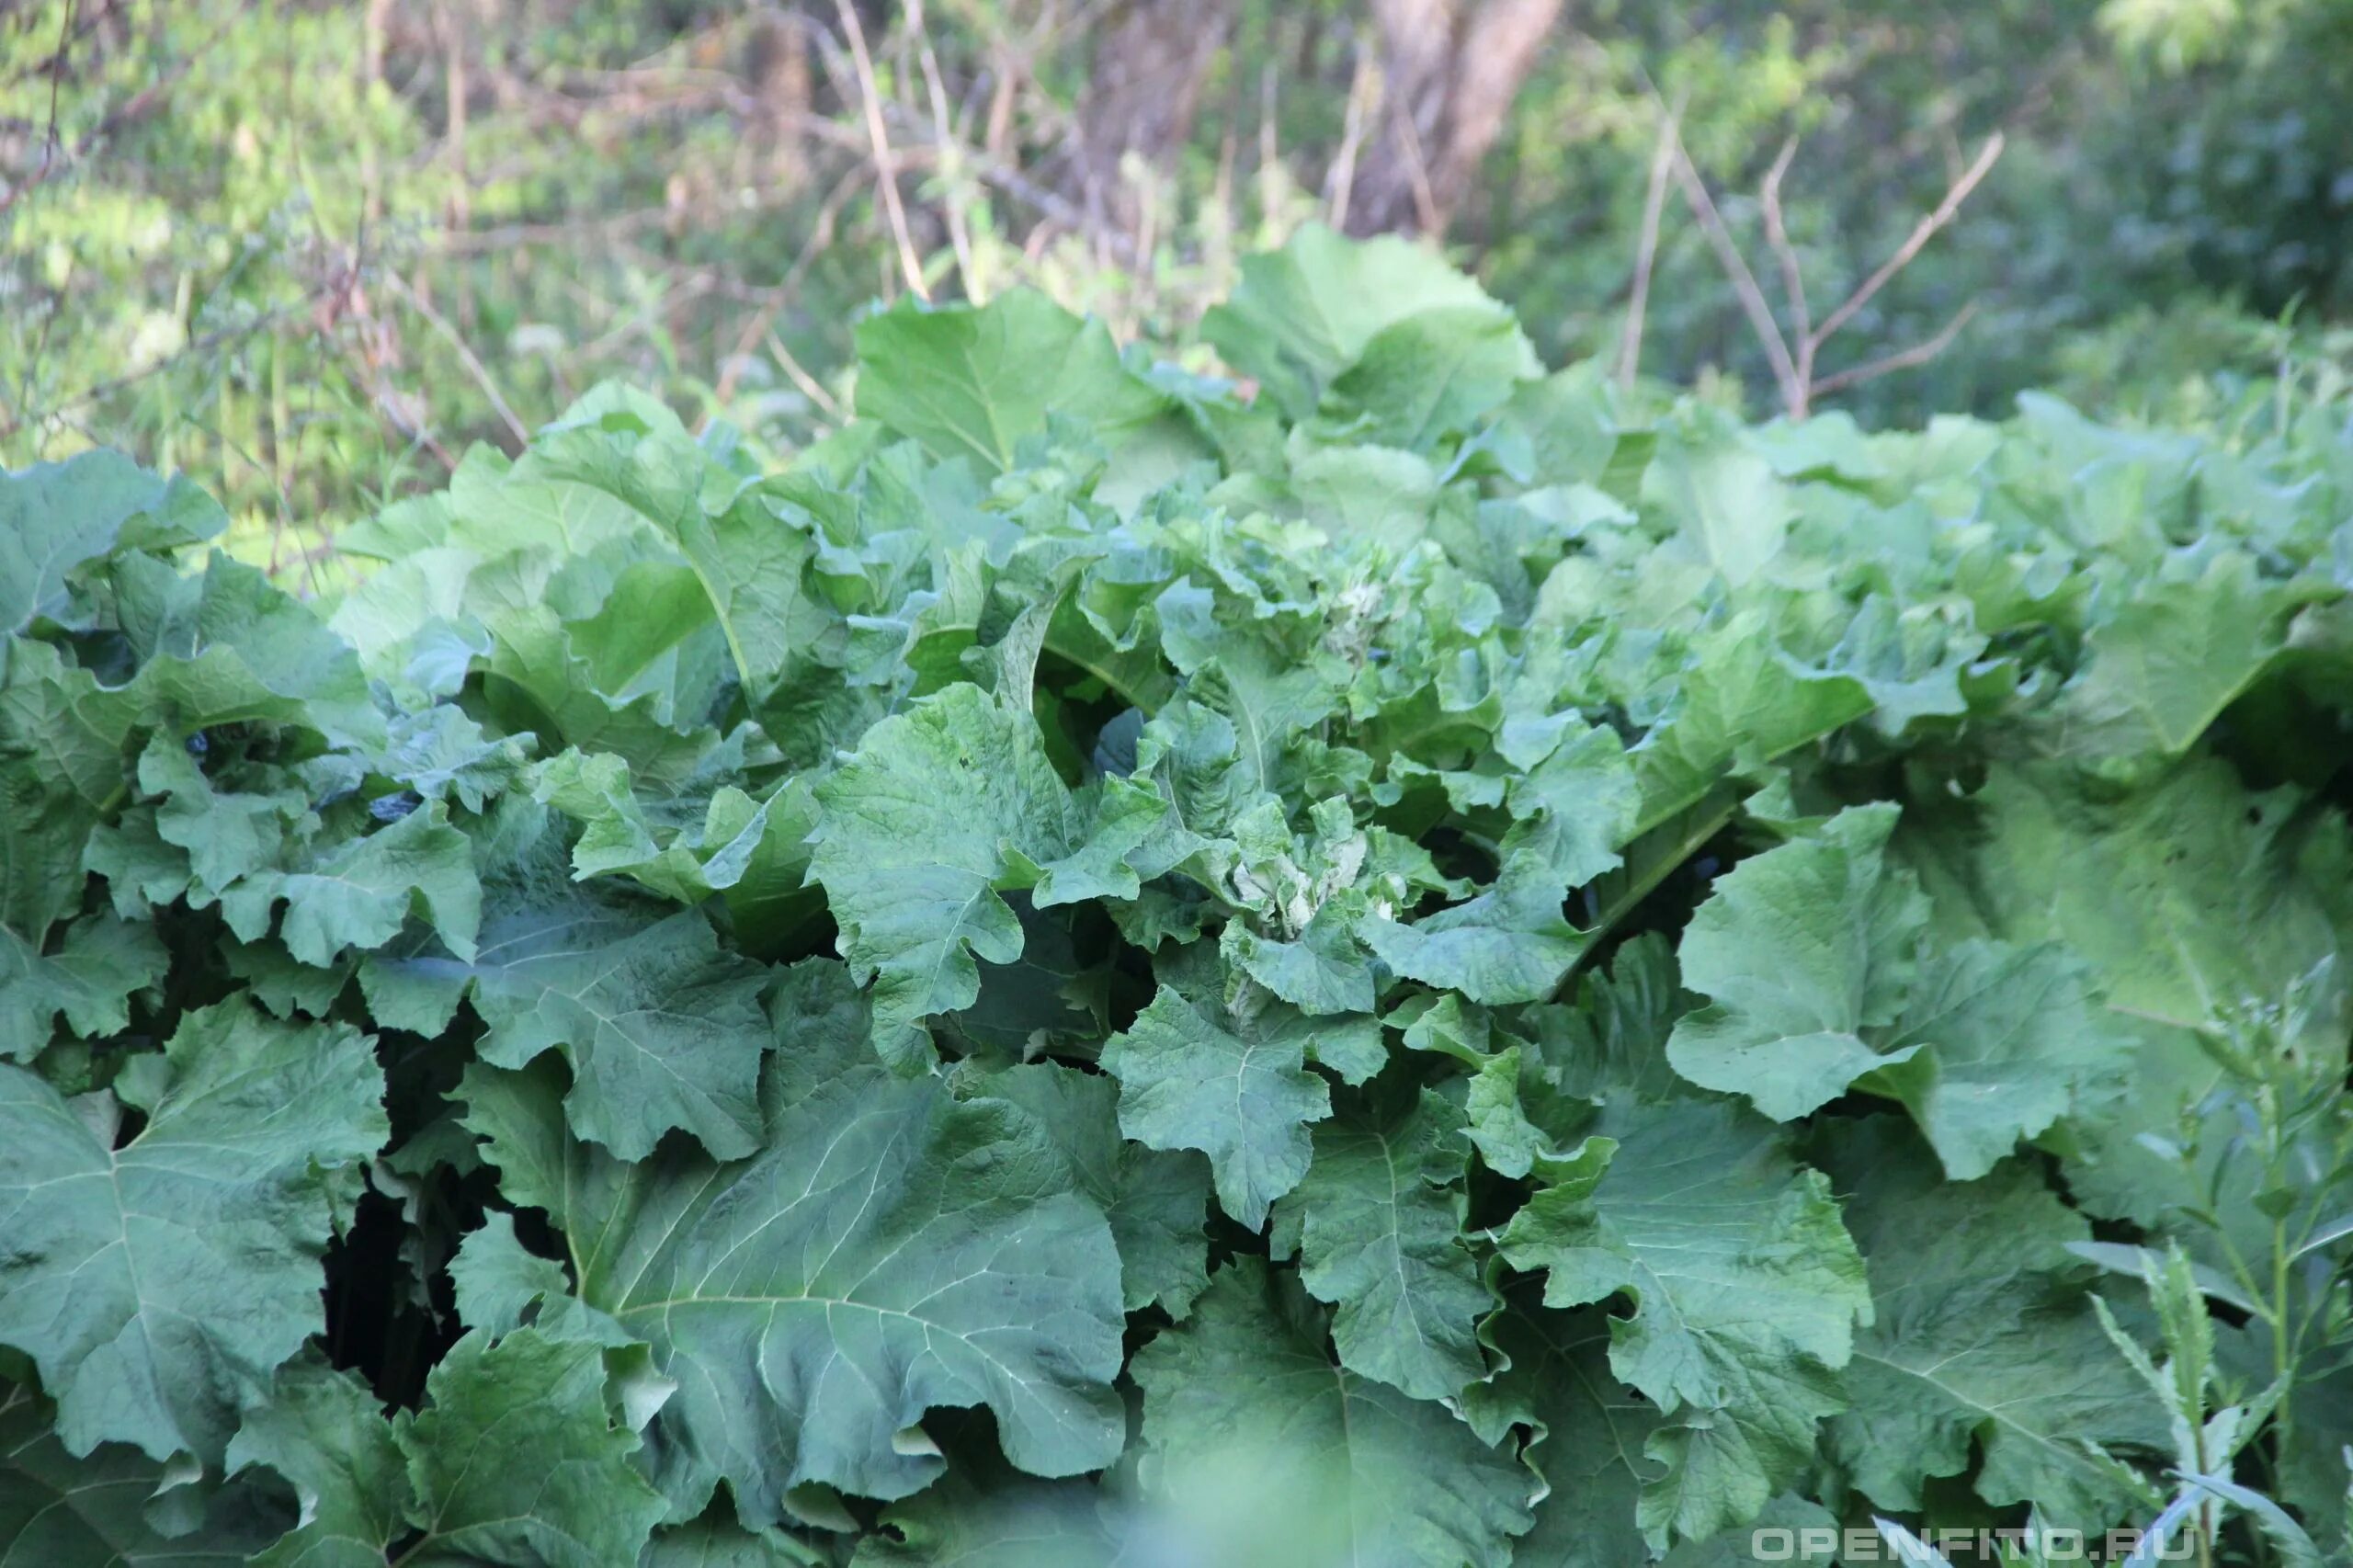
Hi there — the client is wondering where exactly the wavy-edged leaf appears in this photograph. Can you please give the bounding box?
[811,682,1082,1068]
[854,290,1170,473]
[1133,1259,1534,1568]
[1,1382,282,1566]
[1360,866,1583,1006]
[459,961,1127,1518]
[1278,1086,1490,1399]
[1665,803,1928,1119]
[394,1329,668,1566]
[1498,1098,1867,1536]
[1098,980,1336,1231]
[0,914,165,1062]
[957,1062,1211,1318]
[1203,223,1519,423]
[0,1004,386,1463]
[1820,1119,2165,1531]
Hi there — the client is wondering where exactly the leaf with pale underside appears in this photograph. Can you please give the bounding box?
[1665,803,1928,1119]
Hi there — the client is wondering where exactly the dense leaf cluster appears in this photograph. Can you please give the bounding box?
[6,229,2353,1564]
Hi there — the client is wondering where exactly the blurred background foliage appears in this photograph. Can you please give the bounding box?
[4,0,2350,567]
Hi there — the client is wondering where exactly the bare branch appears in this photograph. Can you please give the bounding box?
[1808,132,2004,353]
[766,327,843,422]
[832,0,930,302]
[1618,95,1682,392]
[1325,48,1375,232]
[1386,95,1440,238]
[384,271,528,449]
[1758,136,1812,349]
[0,6,230,222]
[908,0,981,301]
[1669,138,1802,415]
[1811,300,1982,397]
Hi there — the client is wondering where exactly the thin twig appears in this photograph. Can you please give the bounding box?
[908,0,979,301]
[1,3,227,222]
[1758,136,1812,348]
[1389,98,1441,236]
[1256,64,1280,233]
[0,0,108,96]
[432,207,681,255]
[1811,300,1981,397]
[766,327,842,421]
[1618,94,1682,391]
[1808,132,2004,352]
[875,97,1138,264]
[43,0,75,167]
[382,270,529,448]
[832,0,929,302]
[1669,138,1802,414]
[323,324,457,474]
[712,166,859,404]
[435,0,469,226]
[1325,48,1374,231]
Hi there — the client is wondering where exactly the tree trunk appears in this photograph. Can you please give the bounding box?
[1071,0,1234,235]
[1345,0,1563,238]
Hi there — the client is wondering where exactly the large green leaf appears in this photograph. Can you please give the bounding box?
[369,821,776,1162]
[957,1062,1211,1318]
[1630,612,1872,824]
[811,682,1085,1068]
[394,1330,669,1565]
[1643,433,1794,591]
[1203,224,1521,422]
[1461,1294,1657,1566]
[1819,1119,2165,1529]
[1896,756,2353,1221]
[849,1434,1125,1568]
[854,291,1170,472]
[1097,979,1336,1231]
[0,1004,386,1463]
[1495,721,1643,892]
[1276,1086,1490,1398]
[229,1334,668,1568]
[1315,307,1541,450]
[1665,804,1928,1119]
[1132,1259,1535,1568]
[219,800,483,970]
[459,962,1127,1517]
[1498,1099,1867,1540]
[530,425,829,703]
[466,897,770,1163]
[2044,549,2298,757]
[229,1358,408,1568]
[1864,937,2132,1179]
[1,1383,283,1566]
[1359,867,1585,1006]
[0,914,165,1062]
[0,451,223,637]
